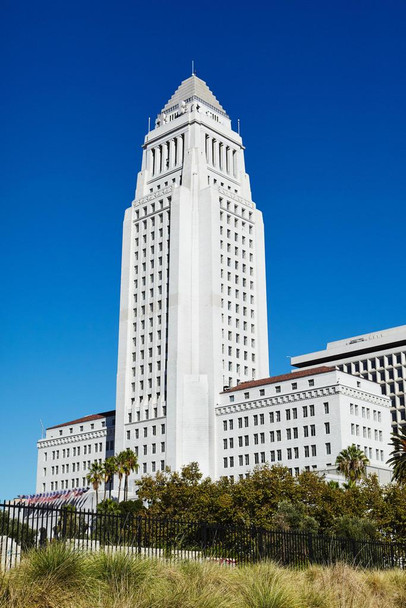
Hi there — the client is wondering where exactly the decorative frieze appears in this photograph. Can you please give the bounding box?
[132,186,173,209]
[218,186,255,210]
[37,429,107,449]
[215,383,390,416]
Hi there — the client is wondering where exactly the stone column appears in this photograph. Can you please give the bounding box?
[156,146,161,175]
[177,135,184,165]
[212,139,217,167]
[219,143,225,172]
[226,147,230,174]
[169,139,176,169]
[207,137,212,165]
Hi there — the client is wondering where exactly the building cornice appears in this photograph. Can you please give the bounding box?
[215,384,390,416]
[37,429,108,449]
[337,385,391,407]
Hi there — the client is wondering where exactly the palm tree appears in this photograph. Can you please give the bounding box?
[387,426,406,483]
[336,444,369,485]
[121,448,139,501]
[86,461,104,506]
[102,456,118,501]
[115,452,126,503]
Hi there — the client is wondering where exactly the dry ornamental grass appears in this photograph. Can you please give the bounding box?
[0,544,405,608]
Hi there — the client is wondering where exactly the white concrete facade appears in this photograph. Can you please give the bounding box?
[114,75,269,479]
[36,411,115,494]
[291,325,406,432]
[216,367,392,484]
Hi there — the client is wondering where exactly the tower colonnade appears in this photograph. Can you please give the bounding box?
[149,134,184,176]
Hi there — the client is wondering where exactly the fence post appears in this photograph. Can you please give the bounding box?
[61,509,67,540]
[308,533,314,565]
[352,539,357,564]
[136,516,142,555]
[201,521,207,555]
[257,527,264,560]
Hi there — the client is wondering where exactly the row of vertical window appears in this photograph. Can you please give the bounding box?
[219,198,253,221]
[222,404,327,426]
[140,460,165,474]
[130,442,165,456]
[48,479,85,491]
[222,424,330,449]
[351,425,383,441]
[126,423,166,438]
[45,459,102,476]
[127,409,166,423]
[340,352,404,373]
[222,444,329,469]
[349,403,382,421]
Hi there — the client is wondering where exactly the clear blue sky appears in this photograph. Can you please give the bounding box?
[1,1,405,499]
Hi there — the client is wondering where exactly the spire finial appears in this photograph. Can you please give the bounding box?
[191,59,195,76]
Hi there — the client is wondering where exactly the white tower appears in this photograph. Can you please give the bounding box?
[115,75,269,477]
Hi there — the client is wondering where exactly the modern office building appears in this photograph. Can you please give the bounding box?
[217,366,392,483]
[291,325,406,432]
[114,74,269,478]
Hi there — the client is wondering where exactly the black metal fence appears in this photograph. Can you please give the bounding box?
[1,501,405,571]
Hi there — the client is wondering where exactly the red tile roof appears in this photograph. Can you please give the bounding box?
[47,410,115,430]
[222,366,335,393]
